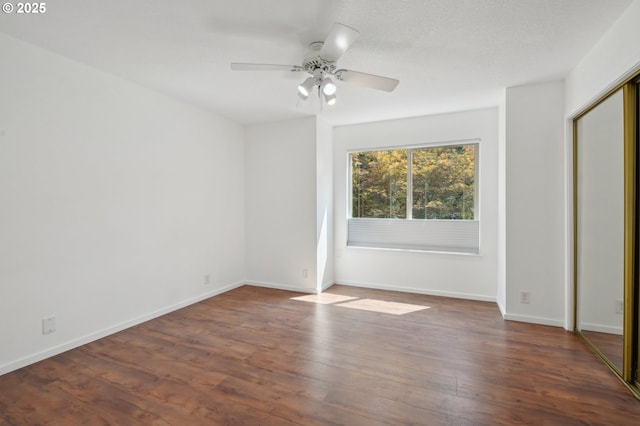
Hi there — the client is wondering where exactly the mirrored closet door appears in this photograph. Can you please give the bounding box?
[574,77,638,398]
[575,88,625,373]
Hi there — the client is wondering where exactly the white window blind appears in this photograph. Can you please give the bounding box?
[347,218,480,254]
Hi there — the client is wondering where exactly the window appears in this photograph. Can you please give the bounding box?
[411,145,476,220]
[348,141,479,254]
[352,149,408,219]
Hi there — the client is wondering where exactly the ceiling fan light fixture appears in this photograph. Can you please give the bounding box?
[324,92,337,106]
[321,78,336,96]
[298,77,316,97]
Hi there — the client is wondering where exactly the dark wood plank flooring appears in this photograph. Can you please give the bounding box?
[1,284,639,425]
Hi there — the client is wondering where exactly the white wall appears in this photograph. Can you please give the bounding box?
[245,117,318,292]
[565,0,640,117]
[497,92,507,315]
[316,117,334,292]
[504,80,566,327]
[0,34,246,375]
[333,108,499,301]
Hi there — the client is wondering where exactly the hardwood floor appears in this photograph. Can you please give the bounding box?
[1,284,639,425]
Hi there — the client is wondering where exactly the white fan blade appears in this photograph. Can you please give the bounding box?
[320,23,360,62]
[231,63,301,72]
[336,69,399,92]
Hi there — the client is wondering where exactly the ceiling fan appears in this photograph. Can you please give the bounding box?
[230,23,399,106]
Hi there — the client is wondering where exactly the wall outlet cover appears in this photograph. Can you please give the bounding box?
[42,316,56,335]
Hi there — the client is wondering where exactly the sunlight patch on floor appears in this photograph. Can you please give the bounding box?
[291,293,358,304]
[336,298,430,315]
[291,293,430,315]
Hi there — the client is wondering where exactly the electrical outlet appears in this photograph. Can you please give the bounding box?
[615,299,624,314]
[42,316,56,335]
[302,269,309,279]
[204,274,211,285]
[520,291,530,304]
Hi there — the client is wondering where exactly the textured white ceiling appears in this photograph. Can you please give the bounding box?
[0,0,633,125]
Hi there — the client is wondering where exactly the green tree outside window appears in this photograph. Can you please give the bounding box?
[352,144,476,220]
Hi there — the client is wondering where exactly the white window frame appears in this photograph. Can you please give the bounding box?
[347,139,480,254]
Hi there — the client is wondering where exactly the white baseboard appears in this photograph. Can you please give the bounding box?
[245,280,317,294]
[503,313,564,328]
[496,297,506,318]
[0,280,244,377]
[320,280,334,292]
[335,281,564,328]
[333,280,496,302]
[580,322,623,335]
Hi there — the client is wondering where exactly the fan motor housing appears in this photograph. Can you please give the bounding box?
[302,42,336,74]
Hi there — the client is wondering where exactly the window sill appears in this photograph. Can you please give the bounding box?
[344,244,482,257]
